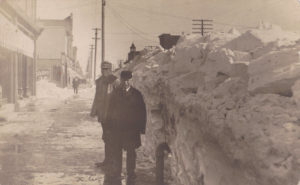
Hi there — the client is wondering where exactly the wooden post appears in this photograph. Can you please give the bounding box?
[9,52,14,103]
[101,0,105,63]
[14,52,19,111]
[60,54,64,87]
[33,38,37,96]
[65,62,68,87]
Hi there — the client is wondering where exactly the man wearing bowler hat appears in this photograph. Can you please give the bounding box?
[104,70,147,185]
[90,61,118,168]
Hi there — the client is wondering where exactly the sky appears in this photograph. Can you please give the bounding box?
[36,0,300,75]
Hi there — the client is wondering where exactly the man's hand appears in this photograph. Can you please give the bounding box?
[141,134,146,144]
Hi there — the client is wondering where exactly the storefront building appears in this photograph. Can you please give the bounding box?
[0,0,41,104]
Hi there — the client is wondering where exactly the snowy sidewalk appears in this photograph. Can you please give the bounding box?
[0,83,157,185]
[0,89,106,185]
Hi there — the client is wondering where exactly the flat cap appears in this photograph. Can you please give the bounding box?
[101,61,112,69]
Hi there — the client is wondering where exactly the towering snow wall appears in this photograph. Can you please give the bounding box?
[125,24,300,185]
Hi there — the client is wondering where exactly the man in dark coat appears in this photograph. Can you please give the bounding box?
[105,70,146,185]
[90,61,118,167]
[72,77,80,94]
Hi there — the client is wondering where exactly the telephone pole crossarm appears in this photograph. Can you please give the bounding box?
[192,19,213,22]
[192,19,213,36]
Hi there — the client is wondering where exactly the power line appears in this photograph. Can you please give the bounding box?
[211,0,285,27]
[108,1,255,30]
[39,0,286,31]
[107,5,146,35]
[214,21,255,29]
[39,0,259,31]
[43,0,96,10]
[109,1,191,20]
[107,4,158,43]
[107,32,163,35]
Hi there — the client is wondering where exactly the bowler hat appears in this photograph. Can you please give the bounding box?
[120,70,132,80]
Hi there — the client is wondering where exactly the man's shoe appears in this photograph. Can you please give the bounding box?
[95,161,108,168]
[126,179,135,185]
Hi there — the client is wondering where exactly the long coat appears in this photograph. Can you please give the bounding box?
[72,78,80,88]
[90,74,118,124]
[106,85,146,150]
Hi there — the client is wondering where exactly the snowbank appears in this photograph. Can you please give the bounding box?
[0,103,15,122]
[37,80,73,100]
[225,23,300,54]
[126,23,300,185]
[248,48,300,95]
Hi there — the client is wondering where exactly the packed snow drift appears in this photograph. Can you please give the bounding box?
[37,80,73,100]
[122,23,300,185]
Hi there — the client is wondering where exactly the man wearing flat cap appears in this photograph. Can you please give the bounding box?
[90,61,118,168]
[104,70,146,185]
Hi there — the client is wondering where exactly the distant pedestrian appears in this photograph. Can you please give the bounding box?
[90,61,118,168]
[72,77,80,94]
[104,70,146,185]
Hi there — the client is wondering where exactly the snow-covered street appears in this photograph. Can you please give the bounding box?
[0,81,155,185]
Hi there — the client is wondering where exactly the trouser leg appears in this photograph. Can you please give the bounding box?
[104,142,122,185]
[126,148,137,185]
[104,142,112,163]
[102,125,109,163]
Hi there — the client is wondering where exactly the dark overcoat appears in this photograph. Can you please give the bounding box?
[90,74,117,124]
[106,85,146,150]
[72,78,79,88]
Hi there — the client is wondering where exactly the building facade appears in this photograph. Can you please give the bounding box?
[36,14,80,87]
[0,0,41,105]
[124,43,140,64]
[10,0,37,20]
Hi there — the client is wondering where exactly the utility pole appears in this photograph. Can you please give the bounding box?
[101,0,105,64]
[192,19,213,36]
[89,44,94,80]
[92,28,100,81]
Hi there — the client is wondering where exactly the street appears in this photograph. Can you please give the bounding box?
[0,88,155,185]
[2,0,300,184]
